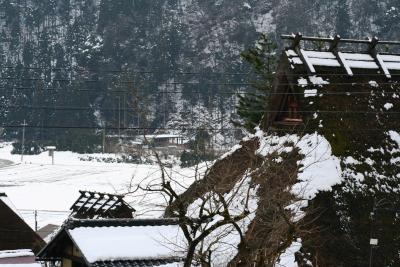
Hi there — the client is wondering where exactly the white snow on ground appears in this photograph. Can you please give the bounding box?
[69,225,186,262]
[0,143,199,229]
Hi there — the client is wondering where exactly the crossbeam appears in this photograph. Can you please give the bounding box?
[283,33,396,78]
[281,33,400,46]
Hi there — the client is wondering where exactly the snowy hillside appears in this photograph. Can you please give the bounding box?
[0,143,199,229]
[0,0,399,150]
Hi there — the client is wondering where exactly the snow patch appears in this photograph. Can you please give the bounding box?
[0,250,34,259]
[304,89,317,97]
[297,77,308,87]
[275,239,302,267]
[384,103,394,110]
[309,76,329,86]
[243,2,251,9]
[369,80,379,87]
[292,133,342,199]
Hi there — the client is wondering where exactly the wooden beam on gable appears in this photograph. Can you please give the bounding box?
[75,192,94,214]
[329,35,354,76]
[336,52,353,76]
[375,54,391,79]
[298,49,316,74]
[369,37,392,79]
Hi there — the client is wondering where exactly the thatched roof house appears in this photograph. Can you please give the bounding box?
[166,34,400,266]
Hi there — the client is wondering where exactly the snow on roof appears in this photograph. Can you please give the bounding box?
[0,264,42,267]
[286,49,400,73]
[140,134,185,139]
[91,261,182,267]
[0,193,23,218]
[68,225,186,263]
[276,239,302,267]
[0,250,34,259]
[293,133,342,199]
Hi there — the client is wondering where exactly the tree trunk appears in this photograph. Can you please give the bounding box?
[184,243,197,267]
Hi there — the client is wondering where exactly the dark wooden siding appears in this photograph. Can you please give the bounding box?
[0,200,45,253]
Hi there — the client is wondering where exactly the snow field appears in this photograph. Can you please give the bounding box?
[0,143,199,229]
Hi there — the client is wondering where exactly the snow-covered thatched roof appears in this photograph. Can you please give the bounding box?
[166,34,400,266]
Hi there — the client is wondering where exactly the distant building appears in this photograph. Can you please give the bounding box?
[140,134,188,147]
[36,224,60,243]
[37,218,186,267]
[0,193,45,254]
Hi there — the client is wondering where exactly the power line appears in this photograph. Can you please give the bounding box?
[19,208,70,213]
[0,124,396,133]
[4,65,400,77]
[3,104,400,114]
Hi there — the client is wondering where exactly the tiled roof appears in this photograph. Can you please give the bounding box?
[65,218,180,229]
[38,218,186,265]
[70,190,135,219]
[91,258,183,267]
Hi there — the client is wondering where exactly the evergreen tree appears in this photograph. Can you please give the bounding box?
[335,0,352,38]
[234,34,276,132]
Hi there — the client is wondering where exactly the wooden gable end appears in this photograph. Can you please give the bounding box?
[37,229,87,267]
[266,65,303,128]
[274,88,303,126]
[0,200,45,254]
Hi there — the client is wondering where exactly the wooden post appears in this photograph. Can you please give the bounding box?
[21,120,27,163]
[34,210,38,231]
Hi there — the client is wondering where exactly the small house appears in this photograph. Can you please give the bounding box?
[0,193,45,254]
[37,218,186,267]
[37,224,60,243]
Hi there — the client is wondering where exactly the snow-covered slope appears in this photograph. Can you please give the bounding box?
[0,143,198,229]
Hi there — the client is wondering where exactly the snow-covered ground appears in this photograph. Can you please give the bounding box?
[0,143,199,230]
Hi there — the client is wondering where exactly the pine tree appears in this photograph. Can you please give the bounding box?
[335,0,352,38]
[234,34,276,132]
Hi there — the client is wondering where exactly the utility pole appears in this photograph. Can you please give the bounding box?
[102,126,106,154]
[123,93,126,128]
[21,120,27,163]
[34,210,38,231]
[117,96,121,138]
